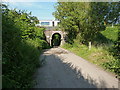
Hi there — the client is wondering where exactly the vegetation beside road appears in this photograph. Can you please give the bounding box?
[62,26,120,76]
[2,2,120,88]
[54,2,120,76]
[2,4,50,88]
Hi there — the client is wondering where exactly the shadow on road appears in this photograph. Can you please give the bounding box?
[34,48,117,88]
[52,54,107,88]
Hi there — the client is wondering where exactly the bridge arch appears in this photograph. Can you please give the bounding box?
[50,31,64,46]
[51,33,61,47]
[44,29,67,46]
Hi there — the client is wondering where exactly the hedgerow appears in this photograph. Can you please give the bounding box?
[2,4,49,88]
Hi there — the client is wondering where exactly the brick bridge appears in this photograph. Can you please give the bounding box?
[44,27,67,46]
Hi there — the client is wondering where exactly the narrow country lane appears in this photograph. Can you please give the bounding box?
[34,47,119,88]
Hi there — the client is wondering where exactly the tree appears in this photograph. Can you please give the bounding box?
[104,2,120,25]
[53,2,119,45]
[2,4,49,88]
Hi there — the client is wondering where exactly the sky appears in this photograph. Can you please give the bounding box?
[5,2,57,20]
[3,0,119,20]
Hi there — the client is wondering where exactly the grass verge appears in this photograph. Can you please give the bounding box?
[61,43,119,76]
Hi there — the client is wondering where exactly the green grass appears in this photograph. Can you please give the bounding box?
[62,43,114,66]
[62,26,119,75]
[101,26,118,42]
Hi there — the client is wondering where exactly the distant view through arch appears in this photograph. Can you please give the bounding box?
[51,33,61,47]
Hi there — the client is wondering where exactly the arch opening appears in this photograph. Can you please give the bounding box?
[51,33,61,47]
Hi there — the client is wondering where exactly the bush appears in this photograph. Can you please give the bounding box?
[2,4,50,88]
[102,59,120,76]
[3,41,41,88]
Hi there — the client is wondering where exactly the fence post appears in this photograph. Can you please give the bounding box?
[89,41,91,50]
